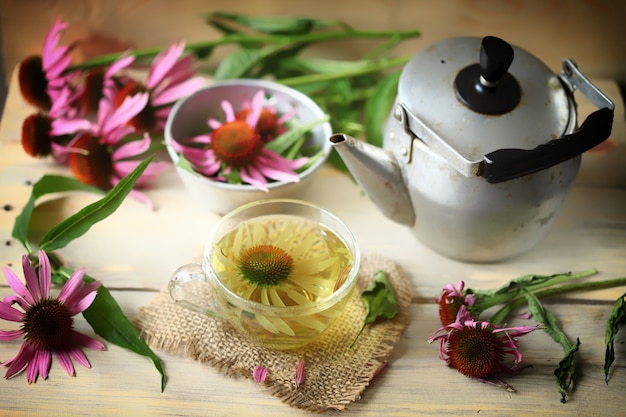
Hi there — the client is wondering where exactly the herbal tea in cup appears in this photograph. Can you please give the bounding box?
[169,198,360,350]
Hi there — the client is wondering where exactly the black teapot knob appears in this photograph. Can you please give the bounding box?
[454,36,521,115]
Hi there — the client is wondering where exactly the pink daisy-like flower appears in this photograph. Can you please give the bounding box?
[235,95,296,143]
[18,18,82,116]
[51,54,170,208]
[172,89,308,191]
[112,41,205,132]
[0,251,106,383]
[436,281,475,326]
[428,318,539,383]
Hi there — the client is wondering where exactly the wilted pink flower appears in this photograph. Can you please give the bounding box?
[0,251,106,383]
[436,281,475,326]
[428,318,539,381]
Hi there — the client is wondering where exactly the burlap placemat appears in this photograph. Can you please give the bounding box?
[136,253,413,413]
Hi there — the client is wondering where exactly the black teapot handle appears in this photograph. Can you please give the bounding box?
[480,59,615,183]
[481,107,613,183]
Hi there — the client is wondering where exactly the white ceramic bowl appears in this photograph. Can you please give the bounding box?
[164,79,332,215]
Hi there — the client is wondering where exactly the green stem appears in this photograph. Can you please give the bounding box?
[70,29,420,71]
[489,276,626,325]
[278,56,409,87]
[472,269,598,314]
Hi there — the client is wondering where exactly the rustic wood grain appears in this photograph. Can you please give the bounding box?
[1,3,626,413]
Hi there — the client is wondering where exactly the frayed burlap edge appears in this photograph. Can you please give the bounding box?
[136,253,413,413]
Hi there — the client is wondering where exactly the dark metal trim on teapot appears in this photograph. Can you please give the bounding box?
[395,58,615,183]
[454,36,522,115]
[480,59,615,183]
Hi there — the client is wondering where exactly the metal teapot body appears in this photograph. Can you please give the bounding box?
[331,36,614,262]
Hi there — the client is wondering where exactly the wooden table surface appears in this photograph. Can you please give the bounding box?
[1,65,625,416]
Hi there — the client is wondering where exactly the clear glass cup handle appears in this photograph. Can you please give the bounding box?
[168,263,225,319]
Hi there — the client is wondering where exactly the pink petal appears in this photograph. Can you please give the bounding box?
[3,266,34,305]
[151,77,205,106]
[22,255,41,301]
[221,100,235,123]
[105,52,135,80]
[246,90,264,128]
[113,160,169,183]
[57,267,87,304]
[4,342,35,380]
[0,300,25,322]
[253,366,268,383]
[26,349,51,383]
[146,41,185,89]
[41,18,68,68]
[2,295,28,310]
[277,105,297,125]
[70,330,106,351]
[156,54,198,89]
[67,291,97,316]
[37,349,52,381]
[240,166,269,192]
[208,118,222,130]
[54,350,75,376]
[112,134,151,160]
[101,93,148,139]
[128,189,154,210]
[295,359,305,389]
[0,329,24,341]
[63,281,101,314]
[68,346,92,368]
[50,118,93,136]
[37,250,51,299]
[257,165,300,183]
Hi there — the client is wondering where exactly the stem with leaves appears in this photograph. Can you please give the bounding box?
[10,158,165,391]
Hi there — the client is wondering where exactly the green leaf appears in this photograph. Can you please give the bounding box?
[11,175,105,251]
[175,153,197,175]
[59,267,165,391]
[214,45,290,80]
[38,156,153,253]
[554,339,581,403]
[351,270,397,348]
[280,57,375,74]
[204,12,336,35]
[604,292,626,383]
[364,71,400,148]
[265,116,330,155]
[524,290,577,402]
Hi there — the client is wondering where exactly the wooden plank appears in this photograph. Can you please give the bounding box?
[0,289,623,416]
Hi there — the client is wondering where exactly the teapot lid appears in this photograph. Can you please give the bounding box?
[396,36,572,171]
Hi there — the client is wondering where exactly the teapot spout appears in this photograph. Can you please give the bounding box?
[330,133,415,226]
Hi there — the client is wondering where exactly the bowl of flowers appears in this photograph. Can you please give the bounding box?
[164,79,332,214]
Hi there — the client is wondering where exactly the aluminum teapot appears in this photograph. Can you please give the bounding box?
[330,36,614,262]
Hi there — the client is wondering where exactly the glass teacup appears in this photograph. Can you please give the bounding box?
[169,198,361,350]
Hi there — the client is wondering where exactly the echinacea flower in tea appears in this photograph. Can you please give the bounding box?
[0,251,106,383]
[211,212,354,337]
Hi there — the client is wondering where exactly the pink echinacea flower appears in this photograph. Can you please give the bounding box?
[0,251,106,383]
